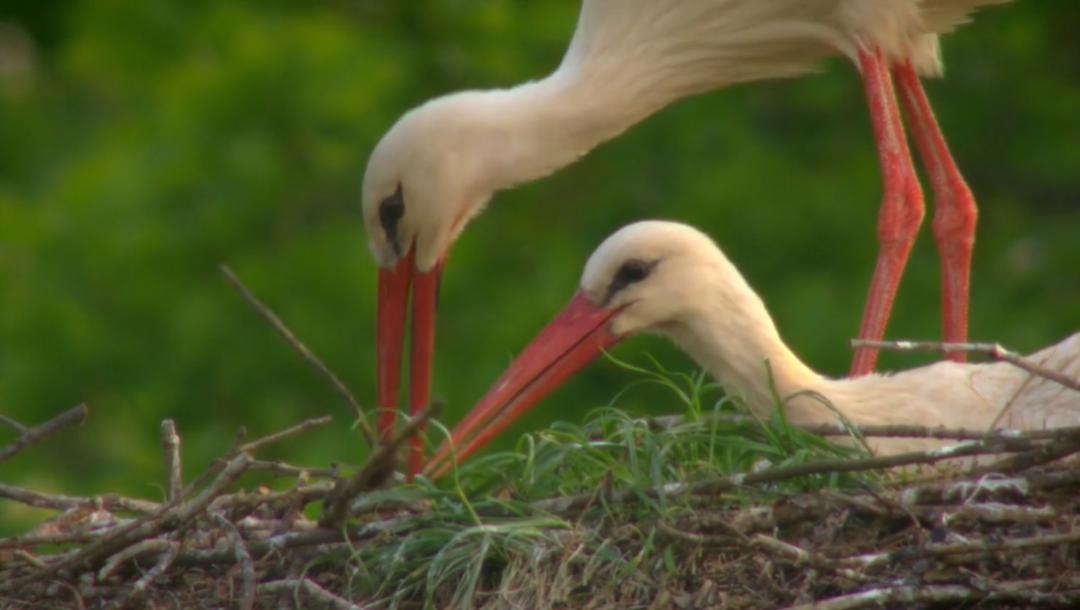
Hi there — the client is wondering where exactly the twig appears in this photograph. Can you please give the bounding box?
[160,420,182,503]
[246,459,338,479]
[239,415,333,454]
[220,265,375,445]
[115,541,180,610]
[972,428,1080,475]
[851,338,1080,393]
[0,483,159,514]
[183,426,246,497]
[0,404,89,465]
[0,414,28,433]
[98,538,175,582]
[0,530,104,550]
[781,577,1080,610]
[183,415,331,499]
[212,513,255,610]
[258,578,367,610]
[320,401,442,528]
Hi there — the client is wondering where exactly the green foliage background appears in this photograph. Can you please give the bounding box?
[1,1,1077,531]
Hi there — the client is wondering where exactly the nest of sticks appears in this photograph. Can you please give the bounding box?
[3,269,1078,609]
[2,401,1079,610]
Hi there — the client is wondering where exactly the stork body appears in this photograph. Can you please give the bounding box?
[363,0,1009,476]
[427,221,1079,477]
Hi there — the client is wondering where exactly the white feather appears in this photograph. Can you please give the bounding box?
[581,220,1079,455]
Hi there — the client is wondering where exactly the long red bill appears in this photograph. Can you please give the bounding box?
[424,291,623,480]
[376,247,442,480]
[407,261,442,479]
[376,250,414,440]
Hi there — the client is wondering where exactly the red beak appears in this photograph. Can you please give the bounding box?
[424,291,623,480]
[376,246,443,479]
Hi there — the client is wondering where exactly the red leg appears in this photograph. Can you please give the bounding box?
[893,63,975,361]
[850,49,925,377]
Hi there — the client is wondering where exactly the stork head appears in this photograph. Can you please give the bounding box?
[363,91,502,271]
[424,221,728,477]
[363,91,508,452]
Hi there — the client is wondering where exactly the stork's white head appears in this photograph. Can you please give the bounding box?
[362,91,502,272]
[579,220,734,337]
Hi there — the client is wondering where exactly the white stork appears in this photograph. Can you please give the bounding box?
[426,221,1079,478]
[363,1,1009,476]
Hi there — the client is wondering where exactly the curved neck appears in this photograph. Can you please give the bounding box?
[471,66,673,194]
[658,260,839,424]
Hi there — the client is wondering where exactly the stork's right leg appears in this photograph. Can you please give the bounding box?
[893,62,975,361]
[850,48,926,377]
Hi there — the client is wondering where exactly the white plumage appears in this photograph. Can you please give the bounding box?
[427,220,1078,474]
[583,221,1079,442]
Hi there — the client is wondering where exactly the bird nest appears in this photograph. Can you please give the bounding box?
[2,401,1080,610]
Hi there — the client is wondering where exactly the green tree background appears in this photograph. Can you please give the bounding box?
[1,1,1077,532]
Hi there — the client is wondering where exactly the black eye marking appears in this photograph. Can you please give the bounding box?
[602,258,659,306]
[378,183,405,256]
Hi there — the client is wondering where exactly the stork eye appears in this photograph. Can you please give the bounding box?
[378,183,405,254]
[604,258,657,304]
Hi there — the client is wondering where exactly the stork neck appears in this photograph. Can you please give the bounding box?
[661,266,840,424]
[475,66,670,193]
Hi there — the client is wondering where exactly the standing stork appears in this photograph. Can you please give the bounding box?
[362,1,1009,476]
[425,221,1079,479]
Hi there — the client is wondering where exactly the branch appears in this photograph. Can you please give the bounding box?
[0,483,159,514]
[782,577,1080,610]
[320,401,441,529]
[0,404,89,464]
[160,420,182,503]
[258,578,368,610]
[220,265,375,445]
[851,338,1080,393]
[239,415,333,455]
[212,513,255,610]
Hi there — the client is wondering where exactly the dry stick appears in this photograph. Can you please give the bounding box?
[845,530,1080,571]
[851,338,1080,393]
[531,434,1056,515]
[0,482,159,514]
[117,541,180,610]
[781,577,1080,610]
[0,414,29,434]
[160,420,182,503]
[182,426,246,497]
[98,538,175,582]
[0,454,251,593]
[258,578,368,610]
[220,265,375,445]
[212,513,255,610]
[320,401,442,529]
[239,415,333,455]
[246,459,338,479]
[0,404,89,465]
[973,428,1080,475]
[0,531,104,550]
[181,416,330,499]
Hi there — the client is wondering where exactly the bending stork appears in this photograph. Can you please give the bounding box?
[426,221,1079,478]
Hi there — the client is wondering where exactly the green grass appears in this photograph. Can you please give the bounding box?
[328,356,878,608]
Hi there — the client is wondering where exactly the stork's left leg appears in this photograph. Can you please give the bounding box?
[893,63,976,361]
